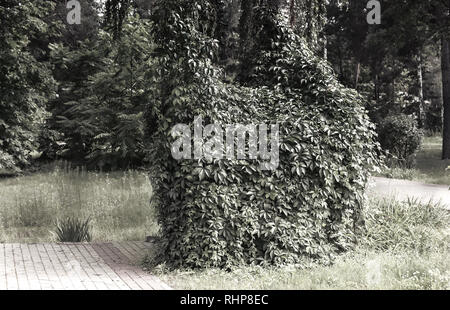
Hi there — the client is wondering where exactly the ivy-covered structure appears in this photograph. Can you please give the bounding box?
[108,0,382,268]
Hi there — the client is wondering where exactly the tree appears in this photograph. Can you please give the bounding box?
[0,1,56,171]
[238,0,328,82]
[105,0,381,268]
[442,30,450,158]
[383,0,450,158]
[325,0,450,160]
[44,12,154,169]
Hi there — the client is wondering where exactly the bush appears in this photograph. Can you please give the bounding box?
[147,1,381,269]
[377,114,423,166]
[55,217,92,243]
[151,197,450,290]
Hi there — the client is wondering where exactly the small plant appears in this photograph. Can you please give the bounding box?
[54,217,92,242]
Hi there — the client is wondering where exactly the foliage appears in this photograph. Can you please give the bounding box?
[282,0,328,50]
[55,217,92,242]
[325,0,450,157]
[44,14,153,169]
[0,1,57,171]
[238,0,328,82]
[377,114,423,166]
[146,0,381,268]
[376,135,450,186]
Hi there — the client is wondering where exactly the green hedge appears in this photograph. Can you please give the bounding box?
[147,1,381,268]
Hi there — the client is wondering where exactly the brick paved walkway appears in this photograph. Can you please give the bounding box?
[0,242,171,290]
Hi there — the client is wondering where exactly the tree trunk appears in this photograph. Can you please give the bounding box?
[355,62,360,89]
[337,37,344,81]
[238,0,256,81]
[442,34,450,159]
[417,54,425,128]
[289,0,296,27]
[374,73,379,104]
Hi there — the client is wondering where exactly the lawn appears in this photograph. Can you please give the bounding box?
[378,135,450,185]
[0,162,158,243]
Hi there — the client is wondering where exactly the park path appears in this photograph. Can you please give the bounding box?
[0,241,171,290]
[368,176,450,209]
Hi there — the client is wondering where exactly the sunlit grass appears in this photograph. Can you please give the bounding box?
[0,162,157,243]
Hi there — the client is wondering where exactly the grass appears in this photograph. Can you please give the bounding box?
[151,198,450,290]
[0,161,158,243]
[378,135,450,185]
[154,251,450,290]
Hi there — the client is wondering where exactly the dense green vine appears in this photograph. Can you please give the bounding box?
[143,0,381,268]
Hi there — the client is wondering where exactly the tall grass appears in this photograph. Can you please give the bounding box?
[362,198,450,253]
[0,161,158,242]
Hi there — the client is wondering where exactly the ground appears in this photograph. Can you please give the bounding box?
[0,242,171,290]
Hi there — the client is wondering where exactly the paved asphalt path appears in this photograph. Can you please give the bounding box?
[368,176,450,209]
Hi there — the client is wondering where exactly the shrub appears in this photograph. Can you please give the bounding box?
[55,217,92,243]
[147,0,381,268]
[377,114,423,166]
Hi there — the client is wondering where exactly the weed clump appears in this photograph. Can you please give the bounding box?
[55,217,92,242]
